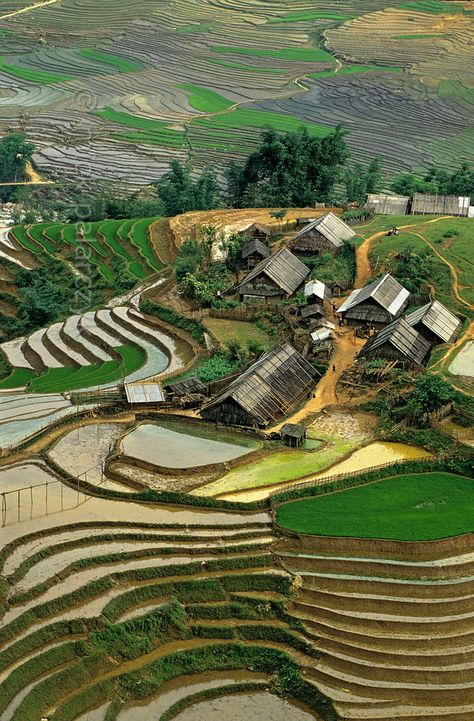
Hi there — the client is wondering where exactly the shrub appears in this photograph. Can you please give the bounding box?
[140,299,207,346]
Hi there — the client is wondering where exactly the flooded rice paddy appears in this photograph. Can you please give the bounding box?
[449,341,474,377]
[171,691,319,721]
[217,442,431,503]
[120,420,259,469]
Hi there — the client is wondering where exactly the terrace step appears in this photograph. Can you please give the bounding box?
[24,329,63,370]
[43,322,91,367]
[300,572,474,599]
[62,315,114,364]
[0,337,33,370]
[336,702,474,720]
[79,311,122,358]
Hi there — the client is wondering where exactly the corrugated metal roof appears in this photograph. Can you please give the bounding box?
[359,318,431,365]
[337,274,410,318]
[237,247,309,296]
[241,239,270,260]
[311,328,333,343]
[125,383,165,404]
[201,342,318,425]
[304,279,331,301]
[405,300,461,343]
[291,212,356,248]
[365,194,409,215]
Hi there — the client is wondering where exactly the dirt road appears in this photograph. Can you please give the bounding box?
[0,0,59,21]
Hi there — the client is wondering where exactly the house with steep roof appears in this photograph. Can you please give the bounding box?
[236,246,309,303]
[201,342,319,427]
[337,274,410,328]
[238,222,271,244]
[304,279,331,304]
[288,212,356,256]
[405,300,461,346]
[358,318,431,367]
[241,239,270,269]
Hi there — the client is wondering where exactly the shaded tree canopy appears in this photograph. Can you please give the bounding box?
[225,125,350,208]
[391,163,474,198]
[155,160,222,216]
[0,132,35,200]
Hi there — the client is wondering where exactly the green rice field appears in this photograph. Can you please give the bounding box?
[276,473,474,540]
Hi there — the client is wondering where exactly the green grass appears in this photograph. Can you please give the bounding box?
[397,0,473,14]
[179,83,233,113]
[0,368,36,389]
[276,473,474,540]
[10,225,46,255]
[93,107,186,147]
[203,318,272,349]
[211,45,334,63]
[98,219,147,279]
[309,64,402,79]
[194,106,332,137]
[437,79,474,107]
[128,218,161,271]
[78,48,142,73]
[0,56,71,84]
[26,223,61,254]
[28,345,146,393]
[206,58,287,74]
[195,434,357,497]
[268,11,354,23]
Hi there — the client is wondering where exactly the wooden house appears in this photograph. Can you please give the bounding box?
[405,300,461,346]
[281,423,306,447]
[365,194,409,216]
[288,212,356,256]
[238,223,271,244]
[411,194,470,217]
[241,239,270,269]
[337,274,410,328]
[164,376,206,400]
[236,247,309,304]
[304,279,331,304]
[358,318,431,368]
[200,342,319,428]
[300,303,325,325]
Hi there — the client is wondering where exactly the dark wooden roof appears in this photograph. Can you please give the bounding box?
[365,194,409,215]
[405,300,461,344]
[201,342,319,425]
[241,239,270,260]
[359,318,431,365]
[239,222,270,236]
[237,247,309,296]
[281,423,306,439]
[301,303,325,319]
[164,376,206,396]
[338,274,410,319]
[290,212,356,248]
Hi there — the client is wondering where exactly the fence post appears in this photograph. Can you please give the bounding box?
[1,493,5,527]
[45,480,48,515]
[17,489,20,523]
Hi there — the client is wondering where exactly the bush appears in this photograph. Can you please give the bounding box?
[140,299,207,346]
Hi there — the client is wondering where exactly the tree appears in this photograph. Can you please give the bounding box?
[406,375,454,417]
[0,132,35,200]
[155,160,221,215]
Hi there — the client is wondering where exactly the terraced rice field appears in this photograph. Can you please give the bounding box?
[0,305,188,393]
[1,0,472,183]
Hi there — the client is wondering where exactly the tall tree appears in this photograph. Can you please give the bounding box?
[0,132,35,199]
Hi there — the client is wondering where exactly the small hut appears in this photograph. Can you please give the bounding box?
[337,274,410,328]
[365,194,409,216]
[295,217,317,228]
[327,279,352,298]
[164,376,207,400]
[236,247,309,304]
[300,303,326,325]
[201,342,319,427]
[281,423,307,448]
[304,279,331,304]
[288,212,356,256]
[241,239,270,269]
[411,194,470,217]
[124,383,165,407]
[358,318,431,368]
[405,300,461,346]
[238,223,271,244]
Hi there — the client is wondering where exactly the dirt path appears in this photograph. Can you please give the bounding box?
[0,0,59,21]
[355,216,451,288]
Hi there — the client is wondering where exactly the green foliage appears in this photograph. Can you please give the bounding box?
[175,238,203,282]
[179,82,233,112]
[383,426,455,454]
[155,160,222,216]
[345,157,383,204]
[406,374,454,415]
[391,162,474,198]
[78,48,142,73]
[392,245,435,294]
[140,299,207,346]
[0,132,35,200]
[225,125,350,208]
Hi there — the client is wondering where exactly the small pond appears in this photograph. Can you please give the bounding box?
[172,691,319,721]
[120,420,260,469]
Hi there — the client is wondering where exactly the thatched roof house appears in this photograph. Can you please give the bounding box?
[201,342,319,427]
[288,212,356,256]
[411,194,470,217]
[337,274,410,327]
[241,239,270,268]
[405,300,461,345]
[365,193,409,215]
[238,223,270,244]
[304,279,331,303]
[281,423,306,447]
[358,318,431,367]
[236,247,309,303]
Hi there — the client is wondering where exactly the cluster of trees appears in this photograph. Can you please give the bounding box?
[155,160,221,216]
[0,132,35,200]
[392,246,434,294]
[391,163,474,198]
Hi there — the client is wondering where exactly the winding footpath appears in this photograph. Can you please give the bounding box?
[0,0,59,21]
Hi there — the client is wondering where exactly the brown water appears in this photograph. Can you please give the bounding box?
[220,442,431,503]
[121,421,258,469]
[116,671,269,720]
[172,691,320,721]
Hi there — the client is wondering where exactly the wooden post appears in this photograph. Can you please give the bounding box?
[17,489,21,523]
[30,485,33,519]
[45,481,48,515]
[1,493,6,527]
